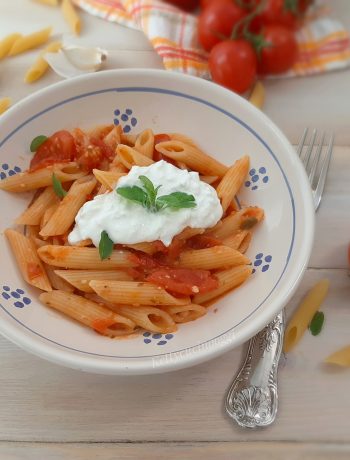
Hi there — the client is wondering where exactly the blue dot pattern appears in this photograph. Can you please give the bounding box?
[245,167,269,191]
[113,108,138,133]
[142,331,175,345]
[0,163,22,180]
[252,254,272,274]
[1,286,31,308]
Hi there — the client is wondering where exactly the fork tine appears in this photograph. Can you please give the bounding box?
[314,134,334,211]
[308,132,325,181]
[297,127,308,157]
[303,129,317,168]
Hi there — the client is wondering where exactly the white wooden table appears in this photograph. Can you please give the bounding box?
[0,1,349,459]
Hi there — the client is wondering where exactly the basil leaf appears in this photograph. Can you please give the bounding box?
[309,311,325,336]
[30,135,47,152]
[117,185,148,206]
[99,230,114,261]
[52,173,67,199]
[156,192,196,209]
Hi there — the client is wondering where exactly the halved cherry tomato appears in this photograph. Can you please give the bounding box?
[258,24,298,74]
[146,268,219,295]
[73,129,115,172]
[198,1,247,51]
[29,130,77,171]
[164,0,199,11]
[209,39,257,93]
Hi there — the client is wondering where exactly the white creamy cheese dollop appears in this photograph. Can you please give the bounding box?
[68,160,223,247]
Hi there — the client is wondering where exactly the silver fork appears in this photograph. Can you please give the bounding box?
[225,129,334,429]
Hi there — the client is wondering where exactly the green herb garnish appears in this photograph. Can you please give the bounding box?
[99,230,114,260]
[30,135,47,152]
[52,173,67,199]
[309,311,325,336]
[116,175,196,212]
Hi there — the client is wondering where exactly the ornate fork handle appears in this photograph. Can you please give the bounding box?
[225,311,285,428]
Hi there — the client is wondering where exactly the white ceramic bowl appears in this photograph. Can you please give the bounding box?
[0,69,314,375]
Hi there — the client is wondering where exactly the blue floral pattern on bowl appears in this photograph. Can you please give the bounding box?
[1,286,31,308]
[245,167,269,191]
[0,164,21,180]
[252,253,272,274]
[113,108,138,133]
[143,332,175,346]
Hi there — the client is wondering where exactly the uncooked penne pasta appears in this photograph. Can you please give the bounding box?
[210,207,264,240]
[38,245,135,269]
[16,186,58,225]
[134,129,154,158]
[40,175,97,237]
[178,246,250,270]
[116,144,154,169]
[61,0,82,35]
[90,280,191,306]
[193,265,252,304]
[284,279,330,353]
[93,169,125,190]
[249,81,265,109]
[161,304,207,323]
[25,41,61,83]
[113,305,177,334]
[5,229,52,292]
[155,140,228,177]
[325,345,350,368]
[54,269,133,293]
[8,27,52,57]
[216,156,250,212]
[0,162,85,193]
[40,290,136,337]
[0,34,22,59]
[0,97,12,115]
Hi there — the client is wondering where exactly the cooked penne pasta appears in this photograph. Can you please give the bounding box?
[8,27,52,57]
[40,203,60,231]
[134,129,154,158]
[40,175,97,237]
[238,232,252,254]
[38,245,134,269]
[0,97,12,115]
[155,140,228,177]
[284,279,330,353]
[210,207,264,240]
[0,33,22,59]
[193,265,252,304]
[5,229,52,291]
[161,304,207,323]
[25,41,61,83]
[90,280,191,306]
[61,0,82,35]
[54,269,133,292]
[44,264,75,292]
[116,144,154,169]
[216,156,250,212]
[123,242,159,255]
[93,169,125,190]
[222,230,249,251]
[16,186,58,225]
[40,290,136,337]
[0,162,85,193]
[168,133,199,149]
[120,132,137,146]
[103,125,122,151]
[111,305,177,334]
[178,246,250,270]
[325,345,350,367]
[200,175,219,185]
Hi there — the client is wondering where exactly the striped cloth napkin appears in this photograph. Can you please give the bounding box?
[72,0,350,80]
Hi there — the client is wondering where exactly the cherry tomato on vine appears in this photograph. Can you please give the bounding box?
[200,0,231,9]
[253,0,313,30]
[198,1,247,51]
[164,0,199,11]
[209,39,257,94]
[258,24,298,74]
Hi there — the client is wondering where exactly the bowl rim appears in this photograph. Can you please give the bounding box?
[0,69,315,375]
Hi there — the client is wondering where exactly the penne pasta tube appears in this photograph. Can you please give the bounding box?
[284,279,330,353]
[155,140,228,177]
[168,133,199,149]
[92,169,125,190]
[5,229,52,292]
[44,264,74,292]
[103,125,122,151]
[134,129,154,158]
[200,175,219,185]
[25,40,61,83]
[175,227,205,241]
[38,245,134,269]
[16,186,59,225]
[178,246,250,270]
[249,81,265,109]
[112,305,177,334]
[40,175,97,237]
[193,265,252,304]
[222,230,249,251]
[8,27,52,57]
[61,0,82,35]
[325,345,350,368]
[216,156,250,212]
[0,162,85,193]
[54,269,133,293]
[116,144,154,169]
[88,124,113,139]
[123,242,159,255]
[90,280,191,306]
[210,207,264,240]
[39,290,136,337]
[161,304,207,323]
[0,97,11,115]
[120,132,137,146]
[238,232,252,254]
[0,33,22,59]
[40,202,60,231]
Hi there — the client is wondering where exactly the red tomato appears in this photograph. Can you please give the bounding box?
[29,130,77,171]
[72,128,115,172]
[164,0,199,11]
[253,0,313,30]
[209,39,257,93]
[146,268,219,295]
[200,0,231,9]
[198,1,247,52]
[187,234,222,249]
[258,25,298,74]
